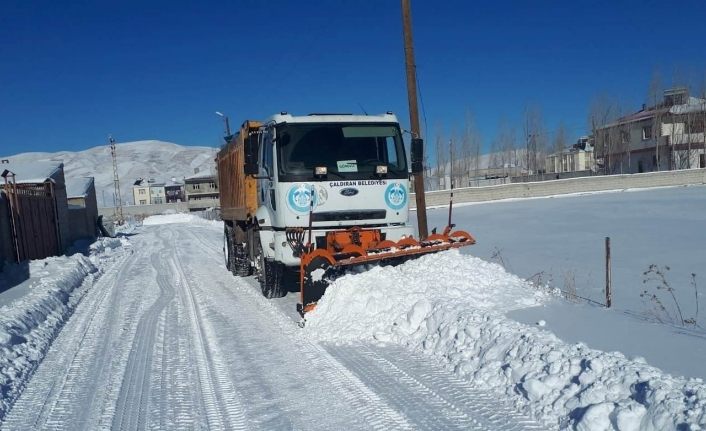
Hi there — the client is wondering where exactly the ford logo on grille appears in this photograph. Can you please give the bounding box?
[340,187,359,197]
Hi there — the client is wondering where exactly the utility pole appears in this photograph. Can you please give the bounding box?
[109,136,124,225]
[401,0,428,239]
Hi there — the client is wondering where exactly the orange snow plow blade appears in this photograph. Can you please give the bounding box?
[298,227,475,314]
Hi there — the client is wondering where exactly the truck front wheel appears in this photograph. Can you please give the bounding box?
[255,237,286,298]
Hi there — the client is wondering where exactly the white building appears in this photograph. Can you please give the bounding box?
[545,137,596,174]
[132,178,167,205]
[595,88,706,174]
[149,181,165,204]
[132,178,151,205]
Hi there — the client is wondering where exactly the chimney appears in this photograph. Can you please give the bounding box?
[194,167,200,174]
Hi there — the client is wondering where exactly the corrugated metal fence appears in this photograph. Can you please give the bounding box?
[1,182,60,262]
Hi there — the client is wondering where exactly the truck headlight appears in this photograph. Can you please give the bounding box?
[314,166,328,176]
[375,165,388,175]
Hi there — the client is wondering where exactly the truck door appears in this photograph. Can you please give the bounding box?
[258,125,276,212]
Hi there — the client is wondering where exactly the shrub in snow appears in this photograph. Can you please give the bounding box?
[641,264,702,328]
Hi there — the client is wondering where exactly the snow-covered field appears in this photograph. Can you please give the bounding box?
[420,185,706,381]
[1,192,705,430]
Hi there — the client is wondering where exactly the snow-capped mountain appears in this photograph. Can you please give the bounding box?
[3,140,218,207]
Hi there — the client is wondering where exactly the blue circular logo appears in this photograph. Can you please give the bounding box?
[287,184,317,213]
[384,182,407,210]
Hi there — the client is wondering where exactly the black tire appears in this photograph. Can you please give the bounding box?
[225,225,252,277]
[224,227,233,271]
[255,237,286,298]
[231,242,252,277]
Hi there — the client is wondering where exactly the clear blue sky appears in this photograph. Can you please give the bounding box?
[2,0,706,156]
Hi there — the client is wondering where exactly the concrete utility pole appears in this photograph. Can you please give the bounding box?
[401,0,428,239]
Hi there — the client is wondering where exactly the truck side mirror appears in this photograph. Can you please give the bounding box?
[411,137,424,174]
[244,135,259,175]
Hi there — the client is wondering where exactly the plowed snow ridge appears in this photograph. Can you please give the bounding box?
[304,249,706,429]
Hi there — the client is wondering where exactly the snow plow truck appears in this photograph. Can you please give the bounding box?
[217,112,475,314]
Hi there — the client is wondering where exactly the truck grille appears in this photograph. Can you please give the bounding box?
[311,210,387,222]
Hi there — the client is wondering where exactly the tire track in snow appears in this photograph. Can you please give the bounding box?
[170,227,248,430]
[325,344,547,430]
[1,245,141,430]
[178,227,416,430]
[148,291,202,430]
[111,235,176,431]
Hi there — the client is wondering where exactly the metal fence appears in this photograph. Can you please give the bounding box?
[1,182,61,262]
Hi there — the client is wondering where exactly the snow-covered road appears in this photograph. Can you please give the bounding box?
[1,222,541,430]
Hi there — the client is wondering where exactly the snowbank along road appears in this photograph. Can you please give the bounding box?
[1,219,543,430]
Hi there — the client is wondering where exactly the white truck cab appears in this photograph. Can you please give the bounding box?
[253,113,414,266]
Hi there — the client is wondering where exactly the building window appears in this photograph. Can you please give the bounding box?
[642,126,652,140]
[139,189,145,195]
[140,199,147,205]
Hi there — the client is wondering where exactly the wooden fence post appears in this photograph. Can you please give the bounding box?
[605,236,612,307]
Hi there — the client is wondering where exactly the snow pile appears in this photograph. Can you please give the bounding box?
[0,237,127,420]
[304,250,706,430]
[142,213,220,227]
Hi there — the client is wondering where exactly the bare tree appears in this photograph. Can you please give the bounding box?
[460,111,481,186]
[701,77,706,168]
[523,106,545,175]
[553,122,568,154]
[488,136,502,170]
[493,119,517,177]
[434,124,448,189]
[589,94,618,174]
[648,70,665,171]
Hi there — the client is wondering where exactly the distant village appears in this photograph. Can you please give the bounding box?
[130,169,219,211]
[430,86,706,190]
[0,159,221,269]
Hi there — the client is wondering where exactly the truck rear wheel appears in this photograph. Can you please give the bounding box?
[255,237,286,298]
[225,225,252,277]
[232,243,252,277]
[224,227,233,271]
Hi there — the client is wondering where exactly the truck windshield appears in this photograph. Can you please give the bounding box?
[276,123,408,181]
